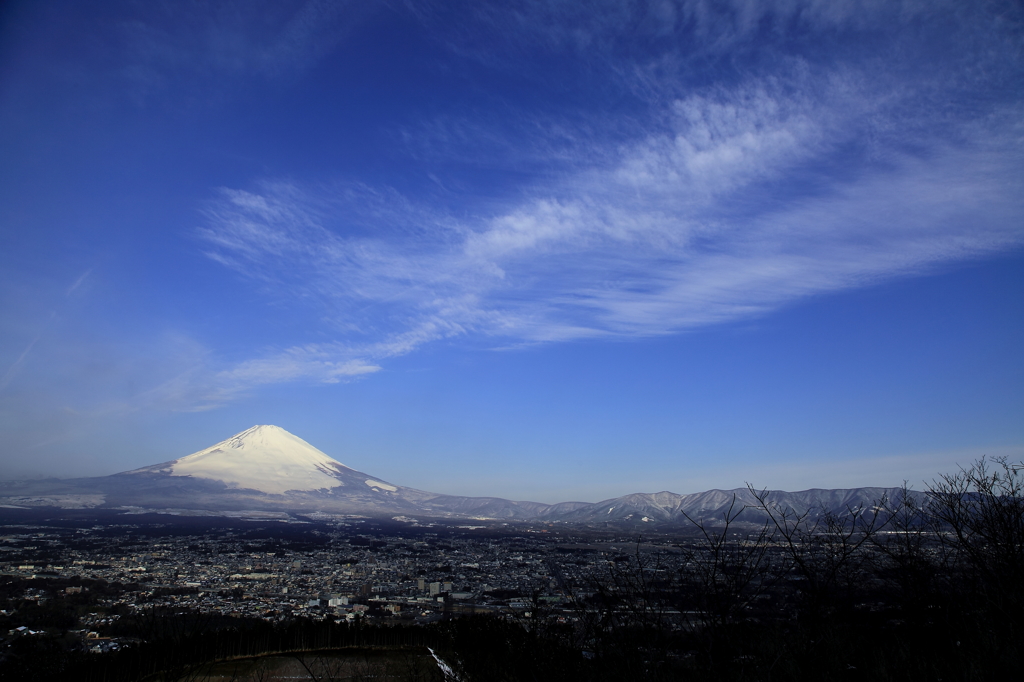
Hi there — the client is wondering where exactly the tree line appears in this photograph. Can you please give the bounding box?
[543,456,1024,681]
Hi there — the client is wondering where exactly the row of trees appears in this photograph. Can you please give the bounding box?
[549,456,1024,681]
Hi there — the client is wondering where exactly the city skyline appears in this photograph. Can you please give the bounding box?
[1,1,1022,502]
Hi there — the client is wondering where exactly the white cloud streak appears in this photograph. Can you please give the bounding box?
[0,269,92,393]
[180,1,1024,401]
[133,345,382,413]
[0,331,44,393]
[197,77,1023,393]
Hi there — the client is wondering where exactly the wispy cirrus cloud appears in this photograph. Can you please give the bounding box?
[134,344,382,413]
[197,64,1024,393]
[139,0,1021,404]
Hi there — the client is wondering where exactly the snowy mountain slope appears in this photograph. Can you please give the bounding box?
[554,486,912,525]
[114,425,590,518]
[125,425,359,494]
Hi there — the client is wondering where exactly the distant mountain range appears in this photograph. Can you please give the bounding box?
[0,425,909,526]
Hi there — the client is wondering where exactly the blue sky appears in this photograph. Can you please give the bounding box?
[1,0,1022,502]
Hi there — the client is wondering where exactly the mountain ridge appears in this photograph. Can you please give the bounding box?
[0,425,915,525]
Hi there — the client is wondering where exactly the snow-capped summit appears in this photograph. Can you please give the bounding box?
[130,425,355,494]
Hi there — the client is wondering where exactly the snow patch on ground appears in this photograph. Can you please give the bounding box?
[0,495,105,509]
[365,479,397,492]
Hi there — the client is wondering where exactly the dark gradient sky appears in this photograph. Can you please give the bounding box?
[1,1,1022,501]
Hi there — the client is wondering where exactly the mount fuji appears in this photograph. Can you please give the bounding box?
[107,424,471,516]
[0,425,586,519]
[0,425,909,525]
[125,425,402,496]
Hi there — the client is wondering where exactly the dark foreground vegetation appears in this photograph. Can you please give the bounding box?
[1,457,1021,681]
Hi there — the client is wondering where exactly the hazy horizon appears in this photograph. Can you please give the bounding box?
[1,1,1022,503]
